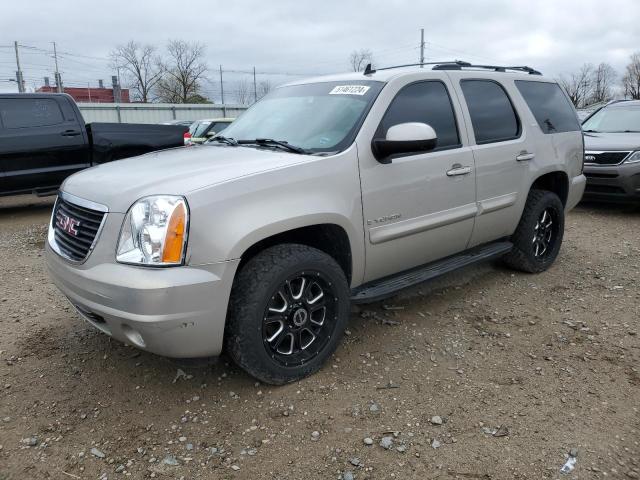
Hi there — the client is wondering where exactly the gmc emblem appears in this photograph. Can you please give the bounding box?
[56,213,80,236]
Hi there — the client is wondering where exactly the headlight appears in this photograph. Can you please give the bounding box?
[625,151,640,164]
[116,196,188,266]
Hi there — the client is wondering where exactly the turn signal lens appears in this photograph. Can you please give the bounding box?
[162,202,187,263]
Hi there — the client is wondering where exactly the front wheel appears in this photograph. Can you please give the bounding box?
[503,189,565,273]
[224,244,350,385]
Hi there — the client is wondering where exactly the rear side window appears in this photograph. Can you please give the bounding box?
[0,98,65,129]
[380,81,460,150]
[460,80,520,144]
[515,81,580,134]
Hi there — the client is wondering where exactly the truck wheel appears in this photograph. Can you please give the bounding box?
[503,189,565,273]
[225,244,350,385]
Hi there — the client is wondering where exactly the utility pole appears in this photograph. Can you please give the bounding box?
[419,29,425,68]
[14,41,25,93]
[253,66,257,104]
[112,75,122,103]
[219,65,225,105]
[53,41,63,93]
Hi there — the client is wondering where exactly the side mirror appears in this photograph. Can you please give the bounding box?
[205,131,217,137]
[372,122,437,163]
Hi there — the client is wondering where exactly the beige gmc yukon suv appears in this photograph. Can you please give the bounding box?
[46,61,586,384]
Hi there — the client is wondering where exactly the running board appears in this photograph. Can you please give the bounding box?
[350,241,513,303]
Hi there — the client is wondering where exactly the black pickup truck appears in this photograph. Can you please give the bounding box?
[0,93,188,197]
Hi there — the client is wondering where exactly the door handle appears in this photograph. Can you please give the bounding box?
[516,151,535,162]
[446,164,472,177]
[61,130,81,137]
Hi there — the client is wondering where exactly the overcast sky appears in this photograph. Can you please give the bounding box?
[1,0,639,98]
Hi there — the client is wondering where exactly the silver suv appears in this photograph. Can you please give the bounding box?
[46,61,586,384]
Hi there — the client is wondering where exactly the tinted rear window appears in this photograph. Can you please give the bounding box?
[0,98,64,129]
[515,81,580,134]
[460,80,520,144]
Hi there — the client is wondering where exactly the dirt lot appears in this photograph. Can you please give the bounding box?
[0,195,638,480]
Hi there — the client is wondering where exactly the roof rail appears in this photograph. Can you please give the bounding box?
[363,60,542,76]
[364,61,463,75]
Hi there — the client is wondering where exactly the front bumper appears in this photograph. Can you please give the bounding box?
[583,162,640,202]
[46,242,240,358]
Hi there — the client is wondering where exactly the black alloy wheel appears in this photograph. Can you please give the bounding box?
[262,271,338,367]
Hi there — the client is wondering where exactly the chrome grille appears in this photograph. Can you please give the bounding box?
[50,194,107,262]
[584,151,630,166]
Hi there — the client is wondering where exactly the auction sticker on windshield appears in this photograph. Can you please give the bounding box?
[329,85,371,95]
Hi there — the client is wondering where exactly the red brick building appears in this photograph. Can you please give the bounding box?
[36,86,131,103]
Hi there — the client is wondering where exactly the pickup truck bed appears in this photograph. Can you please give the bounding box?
[0,93,187,197]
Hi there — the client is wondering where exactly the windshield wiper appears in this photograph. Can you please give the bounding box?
[207,135,238,146]
[583,129,600,133]
[237,138,310,154]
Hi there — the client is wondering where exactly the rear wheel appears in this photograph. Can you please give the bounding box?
[503,189,564,273]
[225,244,350,385]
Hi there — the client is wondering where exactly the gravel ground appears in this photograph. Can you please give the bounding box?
[0,195,639,480]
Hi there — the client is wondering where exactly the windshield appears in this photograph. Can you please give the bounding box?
[219,81,384,153]
[583,106,640,132]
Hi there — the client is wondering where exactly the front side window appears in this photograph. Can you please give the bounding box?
[190,121,211,137]
[460,80,520,144]
[0,98,64,129]
[515,81,580,134]
[378,81,460,150]
[582,105,640,133]
[204,121,231,136]
[219,81,384,153]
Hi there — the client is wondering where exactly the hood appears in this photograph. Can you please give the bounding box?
[583,132,640,152]
[61,145,310,212]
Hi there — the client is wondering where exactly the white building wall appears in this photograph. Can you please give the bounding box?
[77,103,248,124]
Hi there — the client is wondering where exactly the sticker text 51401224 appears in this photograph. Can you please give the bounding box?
[329,85,371,96]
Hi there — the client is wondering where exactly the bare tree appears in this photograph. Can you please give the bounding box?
[235,78,251,105]
[349,49,374,72]
[110,41,164,102]
[156,40,208,103]
[589,63,617,104]
[622,52,640,100]
[557,63,594,108]
[258,80,272,99]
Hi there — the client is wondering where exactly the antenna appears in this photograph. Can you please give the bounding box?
[363,63,376,76]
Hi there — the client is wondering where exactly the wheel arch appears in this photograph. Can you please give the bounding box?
[233,220,356,285]
[529,170,569,207]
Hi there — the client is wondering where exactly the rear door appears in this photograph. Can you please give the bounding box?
[449,74,535,247]
[0,95,90,195]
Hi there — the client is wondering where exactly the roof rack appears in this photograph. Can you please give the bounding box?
[363,60,542,76]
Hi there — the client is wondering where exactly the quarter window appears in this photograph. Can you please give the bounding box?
[379,81,460,150]
[515,81,581,134]
[0,98,64,129]
[460,80,520,144]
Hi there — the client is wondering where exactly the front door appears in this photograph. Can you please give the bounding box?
[0,96,90,194]
[358,79,477,282]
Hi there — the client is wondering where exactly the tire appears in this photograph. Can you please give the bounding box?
[224,244,350,385]
[503,189,565,273]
